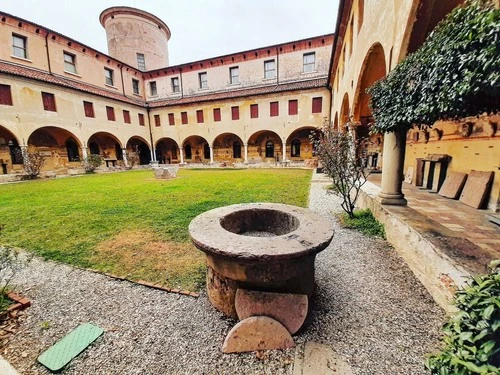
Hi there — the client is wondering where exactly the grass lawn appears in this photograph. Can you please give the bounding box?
[0,168,312,290]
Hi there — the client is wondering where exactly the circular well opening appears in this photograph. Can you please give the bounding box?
[220,209,300,237]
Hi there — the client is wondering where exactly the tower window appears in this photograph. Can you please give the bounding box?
[303,52,315,73]
[104,68,114,86]
[150,81,157,96]
[199,72,208,89]
[264,60,276,79]
[12,34,27,59]
[171,77,180,93]
[63,52,77,74]
[132,79,140,95]
[137,53,146,71]
[229,67,239,85]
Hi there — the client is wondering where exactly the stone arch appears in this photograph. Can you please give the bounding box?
[352,42,386,124]
[340,93,350,131]
[182,135,210,163]
[286,126,318,160]
[0,126,22,173]
[27,126,83,171]
[155,137,179,164]
[247,130,281,162]
[88,132,123,160]
[212,133,244,162]
[357,0,364,33]
[399,0,463,61]
[126,136,151,165]
[333,112,339,131]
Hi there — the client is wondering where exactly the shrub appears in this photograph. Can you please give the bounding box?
[312,119,370,218]
[21,150,46,179]
[82,154,103,173]
[338,208,386,238]
[369,0,499,133]
[425,261,500,374]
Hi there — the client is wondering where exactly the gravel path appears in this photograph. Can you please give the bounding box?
[3,171,444,374]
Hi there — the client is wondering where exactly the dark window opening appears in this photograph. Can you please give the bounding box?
[115,143,123,160]
[265,140,274,158]
[291,139,301,157]
[185,144,192,159]
[89,141,100,155]
[66,138,80,161]
[203,143,210,159]
[233,141,241,158]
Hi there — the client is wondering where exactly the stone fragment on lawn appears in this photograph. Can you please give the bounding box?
[222,316,294,353]
[235,289,308,334]
[154,166,178,179]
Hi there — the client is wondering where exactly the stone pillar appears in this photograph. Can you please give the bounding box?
[376,130,408,206]
[282,141,286,162]
[244,143,248,164]
[122,148,129,167]
[179,147,185,165]
[81,147,88,160]
[209,146,214,164]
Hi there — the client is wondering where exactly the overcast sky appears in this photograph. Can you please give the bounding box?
[3,0,339,66]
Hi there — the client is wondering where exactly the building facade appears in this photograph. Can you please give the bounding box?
[0,7,333,175]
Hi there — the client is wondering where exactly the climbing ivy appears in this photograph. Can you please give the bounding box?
[368,0,499,133]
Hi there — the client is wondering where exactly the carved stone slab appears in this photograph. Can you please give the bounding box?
[439,172,468,199]
[222,316,294,353]
[459,170,494,208]
[235,289,308,334]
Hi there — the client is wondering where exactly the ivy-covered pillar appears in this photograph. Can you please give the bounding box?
[376,130,407,206]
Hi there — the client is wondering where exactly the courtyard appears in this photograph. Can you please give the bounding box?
[0,170,444,374]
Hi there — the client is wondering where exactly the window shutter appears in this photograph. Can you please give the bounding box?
[270,101,279,117]
[250,104,258,119]
[168,113,175,126]
[138,113,144,126]
[288,100,298,115]
[231,106,239,120]
[154,114,161,127]
[196,110,204,123]
[213,108,221,122]
[0,85,13,106]
[123,110,131,123]
[107,106,115,121]
[84,101,94,117]
[312,97,323,113]
[181,112,188,124]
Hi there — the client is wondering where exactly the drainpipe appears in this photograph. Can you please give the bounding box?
[276,47,279,85]
[179,68,184,99]
[119,65,126,96]
[44,33,52,74]
[146,104,157,164]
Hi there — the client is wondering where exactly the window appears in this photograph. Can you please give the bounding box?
[12,34,27,59]
[229,67,239,84]
[83,101,94,118]
[106,106,115,121]
[270,101,279,117]
[104,68,114,86]
[203,143,210,159]
[196,110,204,124]
[264,60,276,79]
[137,53,146,71]
[154,114,161,127]
[171,77,180,93]
[138,113,145,126]
[150,81,157,96]
[250,104,258,119]
[181,111,188,124]
[291,139,301,157]
[288,99,298,115]
[312,97,323,113]
[233,142,241,159]
[168,113,175,126]
[0,84,13,106]
[123,110,131,124]
[132,79,140,95]
[63,52,77,74]
[185,144,192,159]
[265,140,274,158]
[303,52,315,73]
[199,72,208,89]
[213,108,221,122]
[231,106,239,120]
[42,92,56,111]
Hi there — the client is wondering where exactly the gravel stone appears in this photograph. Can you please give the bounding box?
[3,171,444,374]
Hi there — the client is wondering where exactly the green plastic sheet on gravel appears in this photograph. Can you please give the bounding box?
[37,323,104,372]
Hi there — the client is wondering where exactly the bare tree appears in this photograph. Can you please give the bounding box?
[20,150,46,179]
[312,119,370,218]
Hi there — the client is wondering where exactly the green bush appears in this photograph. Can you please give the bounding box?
[82,154,103,173]
[369,0,499,133]
[425,262,500,374]
[338,209,386,238]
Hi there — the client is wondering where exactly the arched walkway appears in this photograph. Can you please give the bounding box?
[126,136,151,165]
[0,126,22,174]
[352,43,387,168]
[27,126,82,171]
[155,137,179,164]
[212,133,244,162]
[285,127,318,161]
[340,93,350,132]
[247,130,281,162]
[182,135,209,163]
[88,132,123,161]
